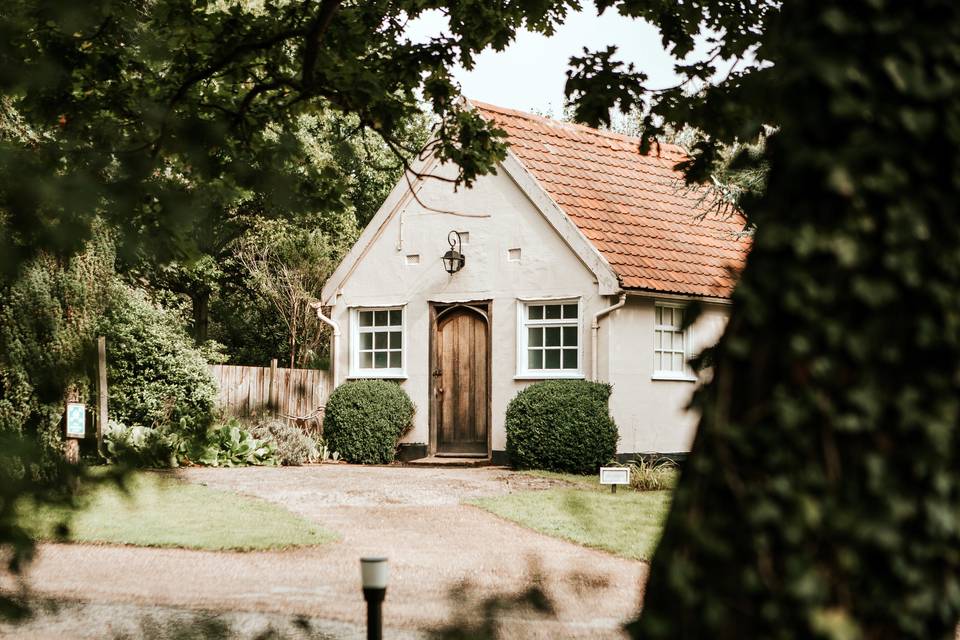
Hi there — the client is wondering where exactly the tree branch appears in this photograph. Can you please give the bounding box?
[301,0,343,89]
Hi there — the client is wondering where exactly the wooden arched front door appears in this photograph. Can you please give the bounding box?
[431,303,490,456]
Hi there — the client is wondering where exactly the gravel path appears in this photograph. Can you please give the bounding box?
[4,465,647,639]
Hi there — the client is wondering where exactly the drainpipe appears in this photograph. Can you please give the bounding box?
[310,302,341,388]
[591,293,626,382]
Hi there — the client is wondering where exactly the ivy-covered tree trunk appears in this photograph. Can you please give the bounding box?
[632,2,960,639]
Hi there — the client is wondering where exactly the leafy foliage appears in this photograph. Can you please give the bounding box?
[193,422,277,468]
[102,422,186,469]
[98,286,217,436]
[617,2,960,639]
[237,219,354,368]
[0,226,115,461]
[0,0,533,278]
[626,457,678,492]
[322,380,414,464]
[250,419,319,466]
[505,380,618,475]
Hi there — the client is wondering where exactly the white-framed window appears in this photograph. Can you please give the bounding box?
[350,306,405,377]
[516,299,583,378]
[653,302,694,380]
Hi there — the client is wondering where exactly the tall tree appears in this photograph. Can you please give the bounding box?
[563,2,960,638]
[236,219,353,368]
[0,0,523,279]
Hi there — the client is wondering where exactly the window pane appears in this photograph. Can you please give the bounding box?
[389,331,402,348]
[375,332,388,349]
[674,331,684,352]
[654,330,661,350]
[528,327,543,347]
[662,307,672,327]
[389,309,402,326]
[562,303,578,319]
[374,310,389,326]
[673,353,684,371]
[374,351,388,368]
[654,352,662,371]
[360,352,373,368]
[360,311,373,327]
[545,327,561,347]
[544,304,562,320]
[675,309,684,328]
[562,326,577,347]
[545,349,561,369]
[528,305,543,320]
[360,332,373,349]
[563,349,577,369]
[389,351,401,368]
[528,349,543,369]
[663,332,672,350]
[655,306,662,324]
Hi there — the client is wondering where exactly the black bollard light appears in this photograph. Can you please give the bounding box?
[360,557,388,640]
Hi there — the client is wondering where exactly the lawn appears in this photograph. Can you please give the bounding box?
[18,471,335,551]
[471,471,672,561]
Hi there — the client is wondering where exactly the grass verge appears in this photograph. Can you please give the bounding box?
[473,471,671,561]
[18,471,335,551]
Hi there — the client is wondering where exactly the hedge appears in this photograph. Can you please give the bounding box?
[322,380,414,464]
[505,380,618,474]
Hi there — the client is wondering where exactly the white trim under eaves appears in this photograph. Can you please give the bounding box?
[498,151,622,296]
[626,289,733,306]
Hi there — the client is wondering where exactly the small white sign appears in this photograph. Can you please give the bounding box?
[600,466,630,485]
[66,402,86,438]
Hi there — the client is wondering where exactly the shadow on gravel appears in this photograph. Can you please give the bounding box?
[429,560,611,640]
[113,613,315,640]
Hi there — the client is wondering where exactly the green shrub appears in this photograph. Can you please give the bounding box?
[627,457,678,492]
[505,380,618,474]
[98,286,217,436]
[322,380,414,464]
[103,421,187,468]
[251,419,318,466]
[0,230,115,467]
[193,421,277,467]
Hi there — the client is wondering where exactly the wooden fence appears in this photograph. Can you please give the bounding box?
[209,360,332,419]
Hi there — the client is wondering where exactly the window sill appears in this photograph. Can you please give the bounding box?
[514,372,585,381]
[347,372,408,380]
[651,372,698,383]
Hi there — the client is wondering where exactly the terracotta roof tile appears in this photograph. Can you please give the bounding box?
[473,101,751,298]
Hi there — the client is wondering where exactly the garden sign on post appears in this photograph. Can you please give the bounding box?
[65,402,85,464]
[600,466,630,494]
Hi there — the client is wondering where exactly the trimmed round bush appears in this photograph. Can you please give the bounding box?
[505,380,618,474]
[322,380,414,464]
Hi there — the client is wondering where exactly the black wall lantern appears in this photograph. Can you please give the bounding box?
[442,230,466,274]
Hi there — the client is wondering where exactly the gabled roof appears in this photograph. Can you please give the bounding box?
[472,101,750,298]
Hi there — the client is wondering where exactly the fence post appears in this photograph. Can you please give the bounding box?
[269,358,278,414]
[97,336,107,454]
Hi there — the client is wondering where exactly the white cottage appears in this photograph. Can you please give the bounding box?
[319,102,750,462]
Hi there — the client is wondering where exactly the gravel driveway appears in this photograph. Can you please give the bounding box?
[4,465,647,639]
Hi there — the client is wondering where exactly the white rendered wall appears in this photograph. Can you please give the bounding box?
[605,296,728,454]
